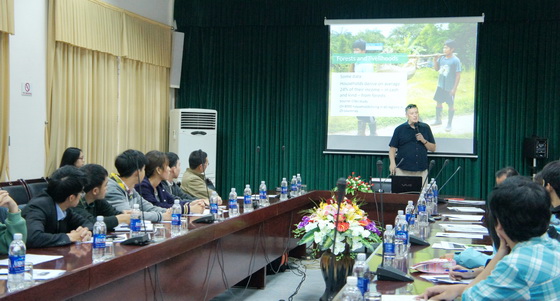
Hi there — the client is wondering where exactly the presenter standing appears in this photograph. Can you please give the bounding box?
[389,104,436,184]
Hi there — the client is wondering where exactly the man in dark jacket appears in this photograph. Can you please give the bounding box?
[73,164,130,231]
[22,166,93,248]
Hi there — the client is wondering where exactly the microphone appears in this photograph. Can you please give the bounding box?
[336,177,347,207]
[376,160,383,177]
[328,177,347,300]
[427,159,449,189]
[414,122,419,133]
[438,166,462,193]
[422,160,436,188]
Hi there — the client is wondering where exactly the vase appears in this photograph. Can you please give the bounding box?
[319,249,355,301]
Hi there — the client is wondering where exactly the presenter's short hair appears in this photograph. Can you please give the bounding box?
[405,104,417,112]
[47,166,87,203]
[488,176,550,242]
[540,160,560,194]
[189,150,207,170]
[114,149,148,178]
[81,164,108,192]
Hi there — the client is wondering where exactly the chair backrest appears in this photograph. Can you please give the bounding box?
[23,177,49,200]
[0,180,30,205]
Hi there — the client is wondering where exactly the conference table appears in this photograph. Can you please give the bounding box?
[0,191,487,300]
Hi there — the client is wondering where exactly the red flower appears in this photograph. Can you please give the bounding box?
[337,222,350,232]
[334,213,345,223]
[358,218,371,227]
[325,198,335,204]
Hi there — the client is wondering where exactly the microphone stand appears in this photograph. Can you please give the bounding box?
[326,178,347,301]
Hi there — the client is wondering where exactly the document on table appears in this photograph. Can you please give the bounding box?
[436,232,483,239]
[420,274,472,284]
[442,214,484,222]
[448,206,485,213]
[447,199,486,206]
[0,269,65,280]
[432,241,493,252]
[439,223,488,234]
[0,254,63,266]
[380,296,419,301]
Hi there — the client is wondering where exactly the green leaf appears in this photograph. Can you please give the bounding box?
[297,228,317,245]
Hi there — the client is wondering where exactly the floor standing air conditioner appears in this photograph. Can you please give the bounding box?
[169,109,218,185]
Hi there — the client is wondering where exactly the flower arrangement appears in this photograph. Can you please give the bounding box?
[293,196,382,258]
[333,172,372,195]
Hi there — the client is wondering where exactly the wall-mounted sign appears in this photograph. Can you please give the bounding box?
[21,82,32,96]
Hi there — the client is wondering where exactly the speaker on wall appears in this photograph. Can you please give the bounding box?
[170,31,185,88]
[524,136,548,159]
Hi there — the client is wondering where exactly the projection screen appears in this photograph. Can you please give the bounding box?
[324,16,484,157]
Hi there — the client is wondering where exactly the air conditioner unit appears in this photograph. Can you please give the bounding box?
[169,109,218,185]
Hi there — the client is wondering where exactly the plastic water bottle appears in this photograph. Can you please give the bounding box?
[130,204,142,237]
[171,199,182,235]
[280,178,288,201]
[383,225,395,268]
[290,175,298,198]
[8,233,25,290]
[92,216,107,263]
[395,214,409,259]
[405,200,416,234]
[431,178,439,215]
[353,253,369,296]
[243,184,253,213]
[395,210,404,226]
[259,181,269,207]
[425,184,434,216]
[228,188,239,217]
[417,195,429,239]
[210,191,219,220]
[341,276,362,301]
[296,173,302,196]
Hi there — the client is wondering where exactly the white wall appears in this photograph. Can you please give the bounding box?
[7,0,175,180]
[8,0,48,180]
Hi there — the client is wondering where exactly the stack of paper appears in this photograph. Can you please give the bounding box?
[439,223,488,234]
[448,206,485,213]
[442,214,484,222]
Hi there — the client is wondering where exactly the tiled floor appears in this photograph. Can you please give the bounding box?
[211,258,325,301]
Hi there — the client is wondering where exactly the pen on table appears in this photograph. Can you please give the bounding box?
[445,269,473,273]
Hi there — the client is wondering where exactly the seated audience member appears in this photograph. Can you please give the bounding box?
[162,152,206,211]
[0,190,27,254]
[105,149,171,222]
[72,164,130,231]
[59,147,85,168]
[494,166,518,186]
[136,151,191,212]
[22,166,93,248]
[181,150,222,203]
[447,166,521,280]
[539,160,560,237]
[419,176,560,300]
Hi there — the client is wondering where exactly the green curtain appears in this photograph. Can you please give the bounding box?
[174,0,560,199]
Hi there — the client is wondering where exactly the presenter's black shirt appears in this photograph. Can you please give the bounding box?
[389,122,435,172]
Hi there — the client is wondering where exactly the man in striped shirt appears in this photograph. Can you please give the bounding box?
[418,176,560,300]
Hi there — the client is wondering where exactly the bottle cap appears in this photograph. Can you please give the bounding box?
[408,200,413,205]
[357,253,366,261]
[282,178,286,181]
[97,215,104,221]
[346,276,358,285]
[231,188,236,192]
[174,199,180,204]
[246,184,250,188]
[13,233,22,240]
[261,181,265,184]
[398,210,404,215]
[386,224,393,230]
